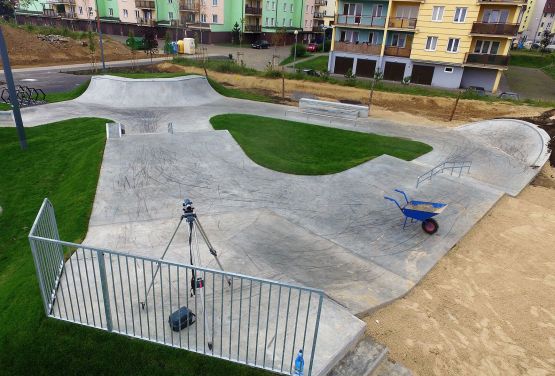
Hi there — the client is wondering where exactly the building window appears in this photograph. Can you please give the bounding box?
[447,38,460,52]
[88,6,93,16]
[266,1,269,10]
[169,11,173,19]
[78,6,83,14]
[212,14,217,23]
[212,0,217,5]
[444,67,453,73]
[432,6,444,21]
[425,36,438,51]
[474,40,500,54]
[368,32,375,44]
[265,17,269,26]
[135,9,139,18]
[282,18,285,25]
[290,4,293,12]
[372,4,383,17]
[271,1,275,10]
[168,0,172,3]
[454,7,467,22]
[109,7,113,16]
[339,30,359,43]
[201,13,206,22]
[482,9,509,23]
[289,19,292,26]
[390,33,406,48]
[123,9,128,17]
[284,2,287,11]
[271,17,274,26]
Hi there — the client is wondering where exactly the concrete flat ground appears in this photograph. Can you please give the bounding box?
[12,75,551,375]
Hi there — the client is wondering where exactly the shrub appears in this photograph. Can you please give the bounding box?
[320,40,331,52]
[290,43,307,57]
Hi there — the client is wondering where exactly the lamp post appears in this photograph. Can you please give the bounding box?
[293,29,299,69]
[94,0,106,71]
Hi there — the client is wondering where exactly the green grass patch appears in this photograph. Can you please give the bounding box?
[509,50,555,68]
[279,54,310,66]
[173,57,259,76]
[0,118,269,375]
[210,114,432,175]
[208,79,274,102]
[294,56,329,71]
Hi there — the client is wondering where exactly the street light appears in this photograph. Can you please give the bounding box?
[293,29,299,69]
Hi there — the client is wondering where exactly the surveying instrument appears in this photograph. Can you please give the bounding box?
[140,199,231,350]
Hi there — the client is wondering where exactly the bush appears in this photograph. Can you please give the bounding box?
[290,43,307,57]
[320,40,331,52]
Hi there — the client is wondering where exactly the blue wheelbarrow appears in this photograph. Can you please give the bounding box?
[384,189,447,235]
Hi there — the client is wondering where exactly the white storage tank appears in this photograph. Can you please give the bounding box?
[183,38,195,55]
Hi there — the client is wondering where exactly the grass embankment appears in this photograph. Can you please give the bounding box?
[279,54,310,66]
[210,114,432,175]
[510,50,555,80]
[294,56,329,71]
[0,80,91,111]
[0,118,268,375]
[173,57,555,108]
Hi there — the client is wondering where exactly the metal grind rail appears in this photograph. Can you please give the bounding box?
[416,160,472,188]
[28,199,324,375]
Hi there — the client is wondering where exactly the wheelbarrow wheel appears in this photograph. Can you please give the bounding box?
[422,218,438,235]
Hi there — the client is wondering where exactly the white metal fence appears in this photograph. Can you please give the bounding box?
[29,199,324,375]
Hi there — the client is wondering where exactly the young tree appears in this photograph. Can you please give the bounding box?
[539,29,554,54]
[231,21,241,44]
[88,30,97,72]
[163,30,172,55]
[143,28,158,70]
[128,29,137,70]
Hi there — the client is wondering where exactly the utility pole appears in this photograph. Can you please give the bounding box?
[94,0,106,71]
[0,26,27,150]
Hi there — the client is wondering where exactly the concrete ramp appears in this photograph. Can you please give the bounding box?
[75,75,221,108]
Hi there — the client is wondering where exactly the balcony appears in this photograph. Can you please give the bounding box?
[388,17,417,29]
[46,0,75,4]
[245,5,262,15]
[138,18,156,26]
[244,24,262,33]
[314,0,327,5]
[314,12,324,19]
[465,53,509,66]
[335,15,386,28]
[384,45,411,57]
[470,22,518,36]
[136,0,155,9]
[312,25,325,32]
[42,8,58,17]
[179,2,195,11]
[59,12,78,18]
[335,41,382,55]
[478,0,525,4]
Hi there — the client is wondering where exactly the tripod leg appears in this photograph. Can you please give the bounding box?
[195,218,232,286]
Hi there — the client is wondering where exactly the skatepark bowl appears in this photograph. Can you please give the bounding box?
[20,75,551,375]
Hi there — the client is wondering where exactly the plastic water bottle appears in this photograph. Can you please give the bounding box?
[294,349,304,376]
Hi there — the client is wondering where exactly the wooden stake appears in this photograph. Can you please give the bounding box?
[449,92,461,122]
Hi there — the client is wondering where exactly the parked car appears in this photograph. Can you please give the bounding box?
[251,40,270,49]
[301,69,321,77]
[307,43,319,52]
[523,41,541,50]
[498,91,520,100]
[466,86,486,96]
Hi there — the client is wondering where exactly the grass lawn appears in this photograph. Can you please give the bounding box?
[210,114,432,175]
[294,56,329,72]
[279,54,311,66]
[0,118,268,375]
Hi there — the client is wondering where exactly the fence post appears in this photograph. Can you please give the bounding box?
[308,293,324,376]
[97,251,113,332]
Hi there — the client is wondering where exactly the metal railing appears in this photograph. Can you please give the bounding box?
[335,14,386,27]
[244,24,262,32]
[388,17,417,29]
[465,53,509,67]
[384,45,412,57]
[135,0,155,8]
[470,22,519,36]
[334,41,382,55]
[29,199,324,375]
[416,161,472,188]
[245,5,262,15]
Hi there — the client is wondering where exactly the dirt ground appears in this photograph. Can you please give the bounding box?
[364,164,555,376]
[0,24,136,68]
[157,62,550,127]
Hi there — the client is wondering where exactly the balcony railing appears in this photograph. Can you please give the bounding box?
[179,2,195,11]
[245,5,262,15]
[59,12,77,18]
[478,0,525,4]
[42,9,58,17]
[244,24,262,32]
[312,25,325,32]
[465,53,509,66]
[384,45,412,57]
[388,17,417,29]
[135,0,155,9]
[335,41,382,55]
[335,15,386,28]
[138,18,156,26]
[314,0,327,5]
[470,22,519,36]
[46,0,75,4]
[313,12,325,19]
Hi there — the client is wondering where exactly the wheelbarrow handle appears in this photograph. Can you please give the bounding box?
[384,196,402,210]
[394,189,409,205]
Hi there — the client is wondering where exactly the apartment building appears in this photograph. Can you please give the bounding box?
[16,0,326,42]
[328,0,525,92]
[536,0,555,42]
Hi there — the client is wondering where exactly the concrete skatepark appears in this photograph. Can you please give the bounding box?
[13,76,552,375]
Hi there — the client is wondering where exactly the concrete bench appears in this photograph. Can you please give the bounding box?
[299,98,368,120]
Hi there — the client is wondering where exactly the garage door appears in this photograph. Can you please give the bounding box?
[334,56,354,75]
[356,59,377,78]
[411,65,434,85]
[383,62,405,82]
